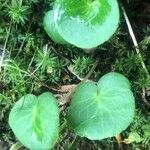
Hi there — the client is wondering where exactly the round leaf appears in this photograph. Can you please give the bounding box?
[9,92,59,150]
[43,11,68,44]
[67,72,135,140]
[53,0,119,48]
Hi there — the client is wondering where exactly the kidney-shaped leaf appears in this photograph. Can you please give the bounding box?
[67,72,135,140]
[9,92,59,150]
[53,0,119,49]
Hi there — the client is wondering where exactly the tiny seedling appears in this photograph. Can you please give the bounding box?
[43,0,120,49]
[9,72,135,149]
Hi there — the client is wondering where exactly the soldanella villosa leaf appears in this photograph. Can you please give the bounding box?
[43,0,120,49]
[67,72,135,140]
[44,10,68,44]
[9,92,59,150]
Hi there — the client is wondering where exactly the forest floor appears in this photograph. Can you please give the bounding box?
[0,0,150,150]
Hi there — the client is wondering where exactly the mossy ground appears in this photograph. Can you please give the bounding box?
[0,0,150,149]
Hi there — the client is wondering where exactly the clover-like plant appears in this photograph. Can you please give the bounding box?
[43,0,120,49]
[67,72,135,140]
[9,92,59,150]
[9,73,135,149]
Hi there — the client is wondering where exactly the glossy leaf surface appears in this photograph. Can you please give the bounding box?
[67,72,135,140]
[53,0,119,48]
[43,10,67,44]
[9,92,59,150]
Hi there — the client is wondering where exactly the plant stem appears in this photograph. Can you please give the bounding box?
[30,44,48,76]
[82,57,99,82]
[0,24,11,72]
[60,119,68,133]
[51,45,70,65]
[115,134,124,150]
[10,142,23,150]
[68,135,78,150]
[63,57,99,104]
[120,3,150,79]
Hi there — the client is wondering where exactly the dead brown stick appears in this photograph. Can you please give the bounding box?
[115,134,124,150]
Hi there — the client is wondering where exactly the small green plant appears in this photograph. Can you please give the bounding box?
[9,72,135,149]
[43,0,119,49]
[67,72,135,139]
[9,92,59,150]
[7,0,29,24]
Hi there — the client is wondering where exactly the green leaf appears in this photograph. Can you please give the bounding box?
[43,11,68,44]
[9,92,59,150]
[53,0,119,49]
[67,72,135,140]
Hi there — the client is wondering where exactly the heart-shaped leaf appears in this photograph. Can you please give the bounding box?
[44,0,119,49]
[67,72,135,140]
[9,92,59,150]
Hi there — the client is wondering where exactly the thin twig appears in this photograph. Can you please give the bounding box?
[121,3,150,79]
[68,65,84,81]
[30,45,48,76]
[68,56,99,82]
[15,37,26,59]
[68,135,78,150]
[50,45,85,80]
[50,45,70,64]
[27,50,36,72]
[10,142,23,150]
[0,24,11,72]
[63,57,99,104]
[121,3,150,107]
[142,88,150,108]
[115,134,124,150]
[60,119,68,133]
[82,58,99,82]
